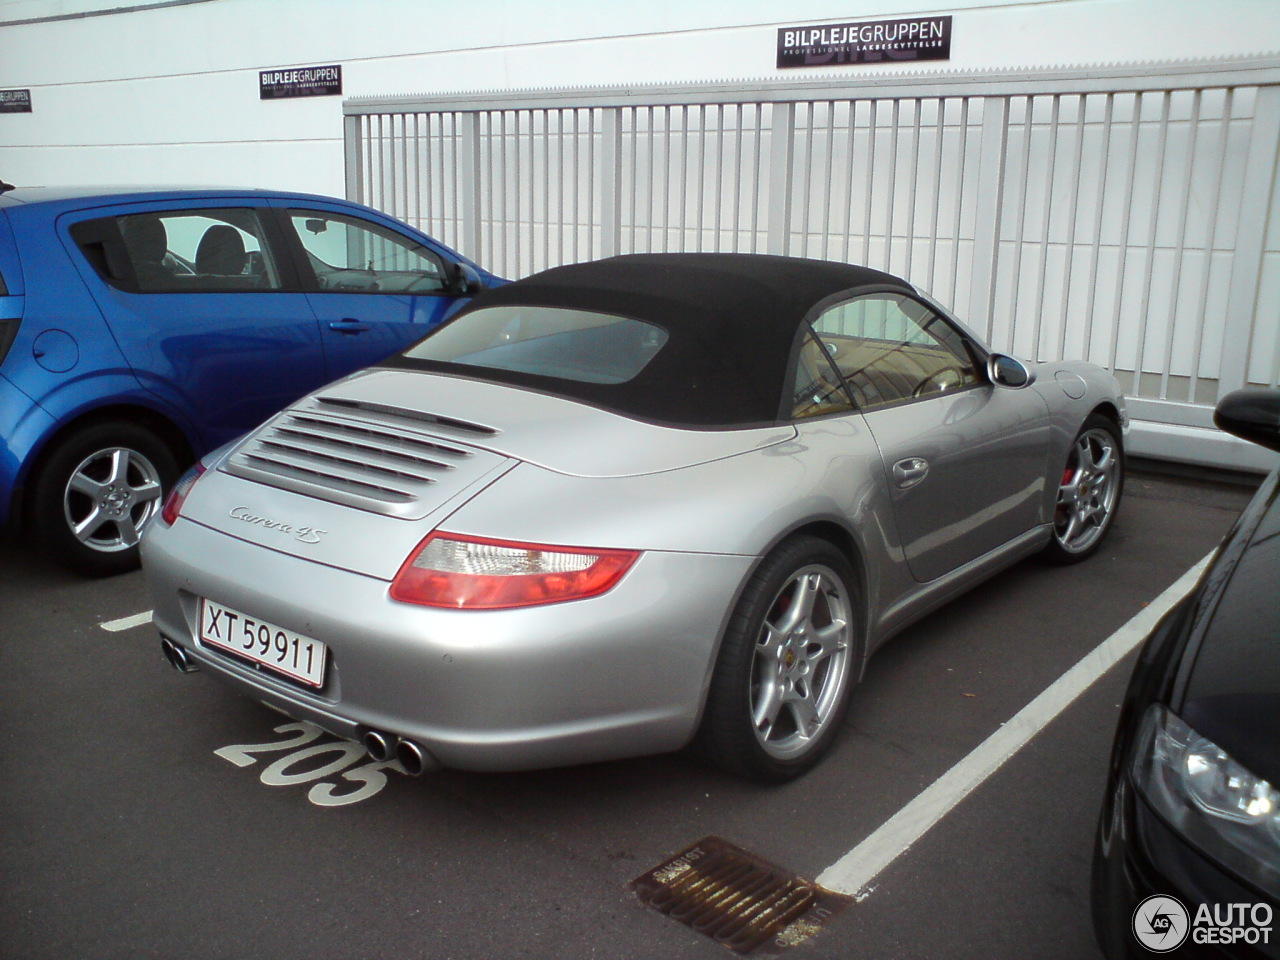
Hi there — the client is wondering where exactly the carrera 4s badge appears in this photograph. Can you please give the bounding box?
[229,506,327,544]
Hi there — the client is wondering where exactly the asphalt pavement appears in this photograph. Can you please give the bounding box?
[0,467,1257,960]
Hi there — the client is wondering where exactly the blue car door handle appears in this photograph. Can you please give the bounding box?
[328,319,370,334]
[892,457,930,489]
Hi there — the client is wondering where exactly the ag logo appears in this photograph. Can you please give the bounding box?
[1133,895,1190,952]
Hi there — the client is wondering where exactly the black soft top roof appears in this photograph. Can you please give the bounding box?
[389,253,913,427]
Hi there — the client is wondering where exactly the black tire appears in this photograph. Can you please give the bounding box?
[28,420,179,577]
[1043,413,1124,565]
[697,536,859,781]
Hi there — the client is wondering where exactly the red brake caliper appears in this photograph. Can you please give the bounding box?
[1056,466,1074,525]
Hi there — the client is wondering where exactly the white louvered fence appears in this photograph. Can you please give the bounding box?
[344,58,1280,471]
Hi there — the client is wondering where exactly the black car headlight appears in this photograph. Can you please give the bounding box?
[1132,703,1280,899]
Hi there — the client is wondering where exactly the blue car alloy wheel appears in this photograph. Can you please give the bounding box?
[28,419,179,575]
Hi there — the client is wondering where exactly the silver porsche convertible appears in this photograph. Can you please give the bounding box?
[143,253,1126,781]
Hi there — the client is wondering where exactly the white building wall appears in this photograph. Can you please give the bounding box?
[2,0,1279,471]
[1,0,1278,195]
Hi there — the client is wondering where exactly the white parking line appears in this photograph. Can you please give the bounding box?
[817,550,1215,898]
[100,610,153,632]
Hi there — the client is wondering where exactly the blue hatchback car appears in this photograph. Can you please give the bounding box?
[0,185,502,575]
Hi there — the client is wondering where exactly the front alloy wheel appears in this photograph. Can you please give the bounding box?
[699,536,858,780]
[1047,415,1123,563]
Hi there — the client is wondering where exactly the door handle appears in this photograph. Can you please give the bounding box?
[892,457,929,489]
[328,319,370,334]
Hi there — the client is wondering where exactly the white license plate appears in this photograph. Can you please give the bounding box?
[198,598,328,688]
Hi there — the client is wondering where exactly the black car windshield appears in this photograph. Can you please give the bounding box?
[403,305,668,384]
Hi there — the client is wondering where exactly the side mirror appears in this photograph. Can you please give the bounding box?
[449,261,483,296]
[988,354,1034,389]
[1214,388,1280,453]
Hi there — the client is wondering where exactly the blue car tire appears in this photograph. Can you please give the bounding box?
[29,419,179,576]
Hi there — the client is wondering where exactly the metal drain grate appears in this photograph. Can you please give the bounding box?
[630,836,851,956]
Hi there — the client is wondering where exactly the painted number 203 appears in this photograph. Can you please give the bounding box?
[215,721,406,807]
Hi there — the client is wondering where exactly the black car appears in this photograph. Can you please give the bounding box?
[1092,389,1280,958]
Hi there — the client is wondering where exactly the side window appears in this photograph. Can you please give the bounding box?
[790,331,855,419]
[812,294,978,410]
[114,209,282,292]
[288,210,448,295]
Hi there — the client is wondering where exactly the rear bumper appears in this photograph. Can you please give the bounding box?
[142,515,753,772]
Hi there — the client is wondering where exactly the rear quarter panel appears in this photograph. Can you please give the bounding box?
[2,200,136,410]
[440,411,907,659]
[0,202,205,513]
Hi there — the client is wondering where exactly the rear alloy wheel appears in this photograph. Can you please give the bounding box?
[699,536,858,781]
[1045,414,1124,564]
[30,421,178,576]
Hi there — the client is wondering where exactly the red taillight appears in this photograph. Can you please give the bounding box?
[390,532,639,610]
[160,463,206,526]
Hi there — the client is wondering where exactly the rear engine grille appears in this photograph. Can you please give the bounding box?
[224,406,481,518]
[314,396,499,438]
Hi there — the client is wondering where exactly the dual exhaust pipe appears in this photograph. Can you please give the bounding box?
[160,638,199,673]
[160,638,437,777]
[362,728,439,777]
